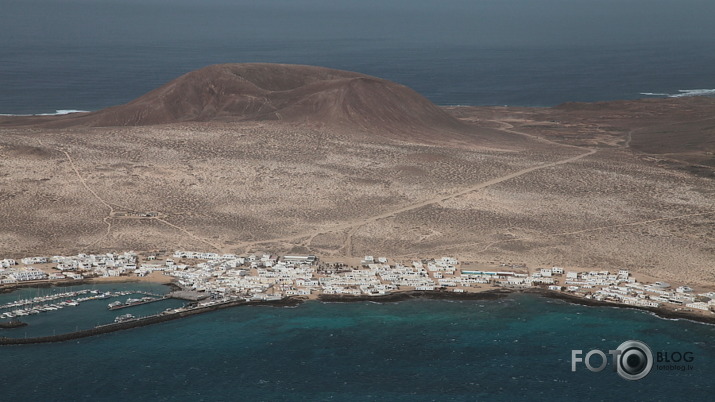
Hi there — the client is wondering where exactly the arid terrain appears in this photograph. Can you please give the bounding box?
[1,64,713,286]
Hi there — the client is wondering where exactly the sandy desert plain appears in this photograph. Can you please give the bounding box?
[0,64,713,288]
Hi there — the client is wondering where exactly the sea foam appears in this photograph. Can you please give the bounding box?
[0,109,89,116]
[641,89,715,98]
[669,89,715,98]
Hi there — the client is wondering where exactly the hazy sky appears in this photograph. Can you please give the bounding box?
[3,0,715,48]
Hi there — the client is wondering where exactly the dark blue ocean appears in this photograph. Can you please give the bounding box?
[1,0,715,114]
[2,1,715,399]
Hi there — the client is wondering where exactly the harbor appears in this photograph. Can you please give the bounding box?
[0,296,298,345]
[2,249,715,343]
[1,289,129,319]
[0,289,169,319]
[0,282,184,339]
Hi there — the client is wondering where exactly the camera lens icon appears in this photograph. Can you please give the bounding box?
[616,340,653,380]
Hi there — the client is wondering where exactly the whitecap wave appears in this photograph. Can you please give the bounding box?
[640,89,715,98]
[0,109,89,116]
[669,89,715,98]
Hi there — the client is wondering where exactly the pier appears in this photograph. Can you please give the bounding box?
[108,296,169,310]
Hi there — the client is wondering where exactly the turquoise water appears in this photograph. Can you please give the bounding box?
[0,283,182,338]
[1,291,713,400]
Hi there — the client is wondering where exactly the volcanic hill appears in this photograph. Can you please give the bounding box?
[23,63,476,144]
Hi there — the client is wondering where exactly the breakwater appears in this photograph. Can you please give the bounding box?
[0,320,27,329]
[0,297,301,345]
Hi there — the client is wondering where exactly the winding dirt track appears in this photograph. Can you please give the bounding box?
[337,147,597,257]
[418,210,715,258]
[61,149,115,248]
[57,118,713,258]
[61,148,223,252]
[210,118,713,256]
[236,124,598,256]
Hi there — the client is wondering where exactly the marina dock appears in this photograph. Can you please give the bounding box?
[108,296,169,310]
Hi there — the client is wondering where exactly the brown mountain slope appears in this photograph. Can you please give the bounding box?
[13,63,475,144]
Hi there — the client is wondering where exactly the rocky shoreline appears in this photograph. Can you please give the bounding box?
[321,288,715,325]
[2,287,713,345]
[524,288,715,325]
[318,289,510,303]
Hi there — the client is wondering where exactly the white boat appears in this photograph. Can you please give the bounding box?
[114,313,135,323]
[108,301,123,309]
